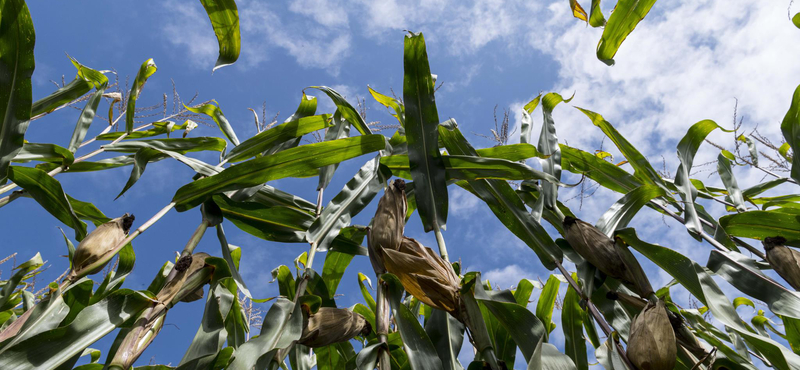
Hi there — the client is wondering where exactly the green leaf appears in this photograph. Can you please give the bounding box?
[780,142,793,161]
[595,184,667,236]
[318,110,351,191]
[226,298,303,370]
[213,194,313,243]
[320,251,354,299]
[68,84,106,153]
[13,142,74,166]
[178,281,236,369]
[439,122,561,269]
[793,12,800,29]
[7,166,86,240]
[185,101,240,146]
[356,342,387,370]
[0,0,35,185]
[472,274,546,364]
[173,135,385,211]
[36,155,134,173]
[737,134,758,166]
[674,119,728,237]
[717,153,747,212]
[67,194,111,226]
[125,59,157,134]
[224,114,331,163]
[588,0,606,27]
[199,0,240,72]
[536,275,561,338]
[114,148,169,199]
[216,225,251,298]
[618,228,800,369]
[743,178,792,199]
[31,78,90,118]
[595,0,656,65]
[381,154,565,183]
[102,137,226,154]
[96,121,196,141]
[328,226,369,256]
[369,86,404,126]
[781,84,800,184]
[403,32,448,233]
[308,86,371,135]
[90,242,135,304]
[520,94,541,145]
[577,107,665,188]
[533,93,570,221]
[309,156,387,252]
[719,210,800,245]
[560,144,641,194]
[425,308,465,370]
[0,289,150,369]
[562,278,587,370]
[383,273,444,370]
[357,273,376,312]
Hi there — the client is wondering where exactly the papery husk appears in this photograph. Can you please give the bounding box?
[298,307,371,348]
[764,236,800,291]
[69,214,135,280]
[382,236,462,316]
[155,252,210,304]
[563,216,654,298]
[627,299,677,370]
[368,179,407,274]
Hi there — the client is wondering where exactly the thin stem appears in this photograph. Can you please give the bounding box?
[163,221,209,284]
[554,261,635,370]
[376,282,392,370]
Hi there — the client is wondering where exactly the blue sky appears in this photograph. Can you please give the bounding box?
[3,0,800,368]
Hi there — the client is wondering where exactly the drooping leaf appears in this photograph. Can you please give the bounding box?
[185,101,240,146]
[369,86,404,126]
[7,166,86,240]
[0,290,151,369]
[213,194,313,243]
[425,308,465,370]
[793,12,800,29]
[588,0,606,27]
[172,135,386,211]
[308,156,388,251]
[178,281,236,369]
[102,137,227,154]
[383,273,444,370]
[13,143,74,166]
[68,72,107,152]
[781,84,800,184]
[0,0,35,185]
[595,184,666,237]
[381,154,565,183]
[199,0,240,72]
[520,94,542,145]
[318,110,351,191]
[96,121,196,141]
[737,134,759,167]
[308,86,371,135]
[717,153,747,212]
[595,0,657,65]
[403,32,448,233]
[439,121,562,269]
[562,275,587,370]
[226,298,303,370]
[533,93,570,221]
[125,59,157,134]
[224,114,331,163]
[536,275,561,338]
[216,225,251,298]
[36,155,134,173]
[569,0,588,22]
[719,210,800,246]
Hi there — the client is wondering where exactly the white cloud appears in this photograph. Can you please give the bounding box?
[449,186,480,217]
[288,0,349,28]
[484,264,535,289]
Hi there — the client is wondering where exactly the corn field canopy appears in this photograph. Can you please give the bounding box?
[1,0,800,369]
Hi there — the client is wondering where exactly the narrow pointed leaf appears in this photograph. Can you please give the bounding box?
[309,86,371,135]
[717,153,747,212]
[102,137,226,154]
[0,0,35,184]
[719,210,800,245]
[226,298,303,370]
[126,59,157,134]
[588,0,606,27]
[536,275,561,337]
[185,101,239,145]
[520,94,541,145]
[562,276,587,370]
[13,143,74,166]
[781,84,800,184]
[595,184,666,236]
[403,32,448,232]
[369,86,404,126]
[533,93,569,221]
[225,114,331,163]
[318,110,350,191]
[213,194,313,243]
[200,0,240,72]
[172,135,385,211]
[595,0,656,65]
[7,166,86,240]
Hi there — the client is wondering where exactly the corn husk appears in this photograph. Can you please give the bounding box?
[69,214,135,280]
[382,236,462,316]
[156,252,210,305]
[368,179,407,274]
[298,307,371,348]
[563,216,653,298]
[628,299,677,370]
[764,236,800,291]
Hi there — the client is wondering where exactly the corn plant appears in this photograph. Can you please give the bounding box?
[1,0,800,369]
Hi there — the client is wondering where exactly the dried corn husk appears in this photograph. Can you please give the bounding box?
[368,179,407,274]
[298,307,371,348]
[69,214,135,280]
[382,236,462,316]
[156,252,210,305]
[764,236,800,291]
[628,299,677,370]
[563,216,653,298]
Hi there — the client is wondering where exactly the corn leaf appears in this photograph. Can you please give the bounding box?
[213,194,313,243]
[225,114,331,163]
[309,86,371,136]
[717,153,747,212]
[781,84,800,184]
[125,59,157,134]
[7,166,86,240]
[595,184,666,236]
[185,101,240,146]
[199,0,240,72]
[596,0,657,65]
[403,32,448,233]
[226,298,303,370]
[0,0,35,185]
[719,210,800,246]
